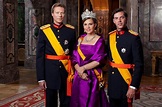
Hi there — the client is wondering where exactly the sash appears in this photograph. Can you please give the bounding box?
[109,32,132,85]
[77,37,86,60]
[42,26,73,96]
[77,37,104,88]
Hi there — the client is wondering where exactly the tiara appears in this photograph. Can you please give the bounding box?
[81,9,96,20]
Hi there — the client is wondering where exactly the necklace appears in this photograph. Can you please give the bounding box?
[85,35,96,42]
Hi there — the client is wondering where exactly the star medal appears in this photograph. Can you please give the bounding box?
[121,48,126,53]
[64,40,68,45]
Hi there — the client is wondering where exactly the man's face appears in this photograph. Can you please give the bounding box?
[113,11,127,31]
[51,7,65,25]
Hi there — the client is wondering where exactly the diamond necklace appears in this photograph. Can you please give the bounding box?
[85,35,96,42]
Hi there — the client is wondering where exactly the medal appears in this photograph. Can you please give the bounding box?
[65,49,69,54]
[64,40,68,45]
[121,48,126,53]
[99,81,104,89]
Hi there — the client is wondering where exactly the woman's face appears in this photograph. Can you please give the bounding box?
[83,18,96,34]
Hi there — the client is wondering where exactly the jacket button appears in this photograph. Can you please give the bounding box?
[112,72,114,74]
[59,66,62,68]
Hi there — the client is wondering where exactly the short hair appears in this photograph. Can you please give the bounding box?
[112,8,128,19]
[51,2,66,14]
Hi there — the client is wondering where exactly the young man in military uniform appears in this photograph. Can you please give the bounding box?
[36,2,76,107]
[107,8,144,107]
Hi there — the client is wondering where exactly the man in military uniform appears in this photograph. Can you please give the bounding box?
[107,8,144,107]
[36,3,76,107]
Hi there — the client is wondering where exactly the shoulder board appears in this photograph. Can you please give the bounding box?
[129,30,138,36]
[40,24,51,30]
[109,30,116,35]
[65,24,75,29]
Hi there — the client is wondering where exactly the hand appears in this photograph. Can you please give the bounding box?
[38,81,47,90]
[126,87,136,99]
[81,73,88,80]
[77,66,85,77]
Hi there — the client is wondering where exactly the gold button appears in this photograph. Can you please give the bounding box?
[117,36,119,38]
[58,36,60,38]
[57,30,59,32]
[59,66,61,68]
[112,72,114,74]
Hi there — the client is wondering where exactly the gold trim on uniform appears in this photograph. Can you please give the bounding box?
[40,24,51,30]
[129,30,138,36]
[109,30,116,35]
[65,24,75,29]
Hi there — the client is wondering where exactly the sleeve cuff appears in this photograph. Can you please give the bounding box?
[129,86,136,90]
[38,80,45,83]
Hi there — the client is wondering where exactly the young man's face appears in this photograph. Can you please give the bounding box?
[52,7,65,25]
[113,11,127,31]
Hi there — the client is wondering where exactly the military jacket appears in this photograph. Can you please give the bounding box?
[36,23,76,89]
[107,28,144,99]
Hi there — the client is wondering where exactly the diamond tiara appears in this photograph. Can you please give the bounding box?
[81,9,96,20]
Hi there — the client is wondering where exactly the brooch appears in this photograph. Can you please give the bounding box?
[77,38,82,46]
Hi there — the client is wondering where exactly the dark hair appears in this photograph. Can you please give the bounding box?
[82,17,98,29]
[82,17,97,24]
[51,2,66,14]
[112,8,128,19]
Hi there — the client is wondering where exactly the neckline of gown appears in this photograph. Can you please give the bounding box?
[80,36,101,46]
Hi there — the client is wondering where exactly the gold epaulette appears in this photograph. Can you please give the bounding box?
[40,24,51,30]
[109,30,116,35]
[129,30,138,36]
[65,24,75,29]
